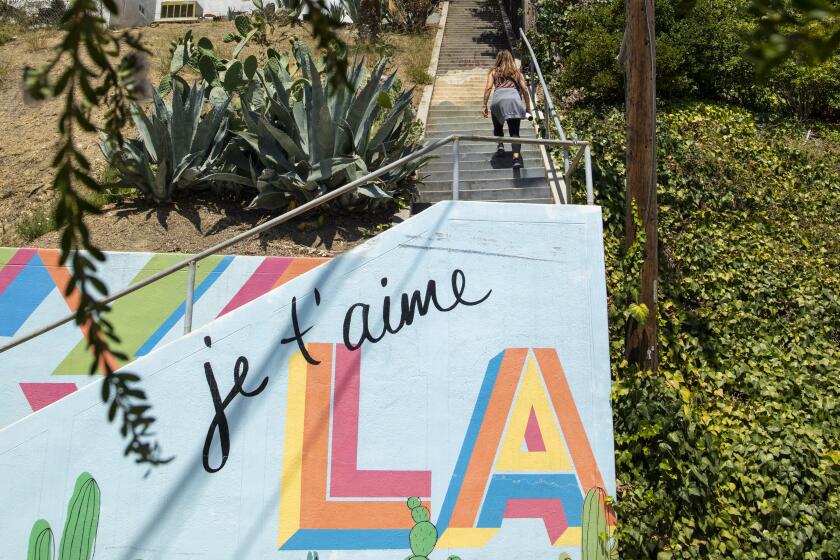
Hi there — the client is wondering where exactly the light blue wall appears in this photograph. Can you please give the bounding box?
[0,201,614,560]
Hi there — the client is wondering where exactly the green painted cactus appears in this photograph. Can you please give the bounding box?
[404,497,461,560]
[28,519,54,560]
[59,472,100,560]
[409,521,437,557]
[26,473,101,560]
[581,487,616,560]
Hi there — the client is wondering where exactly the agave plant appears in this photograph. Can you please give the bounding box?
[341,0,361,24]
[327,2,346,23]
[221,43,427,211]
[101,83,231,202]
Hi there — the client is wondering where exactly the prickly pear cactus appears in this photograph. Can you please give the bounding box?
[581,487,615,560]
[58,472,100,560]
[28,519,54,560]
[410,521,437,557]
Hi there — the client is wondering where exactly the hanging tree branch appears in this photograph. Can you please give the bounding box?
[748,0,840,74]
[22,0,171,467]
[21,0,351,467]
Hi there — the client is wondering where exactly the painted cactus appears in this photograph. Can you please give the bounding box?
[28,520,54,560]
[405,497,461,560]
[581,487,616,560]
[26,472,101,560]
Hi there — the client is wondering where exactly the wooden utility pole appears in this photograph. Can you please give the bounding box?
[624,0,658,371]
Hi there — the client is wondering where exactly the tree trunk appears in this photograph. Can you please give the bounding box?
[624,0,658,371]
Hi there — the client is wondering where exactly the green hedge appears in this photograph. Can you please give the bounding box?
[565,102,839,558]
[529,0,840,120]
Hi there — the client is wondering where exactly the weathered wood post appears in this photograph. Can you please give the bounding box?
[624,0,658,371]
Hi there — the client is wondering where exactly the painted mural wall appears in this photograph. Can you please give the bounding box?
[0,201,615,560]
[0,248,326,428]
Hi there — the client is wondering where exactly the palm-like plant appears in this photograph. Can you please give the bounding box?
[222,43,427,211]
[101,84,230,202]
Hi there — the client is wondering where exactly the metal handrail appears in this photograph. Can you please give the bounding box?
[0,134,593,355]
[518,28,594,206]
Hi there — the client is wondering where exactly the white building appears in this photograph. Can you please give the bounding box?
[101,0,157,27]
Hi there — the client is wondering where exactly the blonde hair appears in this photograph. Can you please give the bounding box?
[493,50,519,81]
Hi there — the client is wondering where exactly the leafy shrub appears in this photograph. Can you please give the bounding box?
[562,102,840,558]
[765,57,840,120]
[386,0,434,32]
[16,206,57,242]
[528,0,840,120]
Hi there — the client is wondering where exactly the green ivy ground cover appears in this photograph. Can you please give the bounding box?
[567,102,839,558]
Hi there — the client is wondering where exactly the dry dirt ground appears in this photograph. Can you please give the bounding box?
[0,19,435,255]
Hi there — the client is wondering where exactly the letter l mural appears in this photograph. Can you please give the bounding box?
[278,343,431,550]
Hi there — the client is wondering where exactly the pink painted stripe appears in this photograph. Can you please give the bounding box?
[524,406,546,452]
[330,345,432,498]
[19,382,77,412]
[0,248,37,295]
[217,257,293,317]
[504,498,568,543]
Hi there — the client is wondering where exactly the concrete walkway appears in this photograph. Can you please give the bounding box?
[418,0,553,204]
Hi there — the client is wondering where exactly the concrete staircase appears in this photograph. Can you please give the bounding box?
[418,0,554,205]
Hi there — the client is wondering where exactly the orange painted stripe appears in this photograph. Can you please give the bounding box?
[299,343,413,529]
[449,348,528,527]
[271,258,329,290]
[534,349,606,494]
[38,249,117,373]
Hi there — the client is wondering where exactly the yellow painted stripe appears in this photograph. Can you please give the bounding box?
[277,351,308,548]
[554,527,582,547]
[437,528,498,548]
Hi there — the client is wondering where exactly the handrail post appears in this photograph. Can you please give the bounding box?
[519,28,569,169]
[183,260,196,334]
[452,137,460,200]
[584,144,594,205]
[529,59,536,113]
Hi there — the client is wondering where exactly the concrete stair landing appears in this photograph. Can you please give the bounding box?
[418,0,553,206]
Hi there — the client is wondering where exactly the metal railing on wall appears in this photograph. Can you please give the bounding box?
[518,28,594,206]
[0,134,594,355]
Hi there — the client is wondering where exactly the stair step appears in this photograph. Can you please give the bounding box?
[423,116,505,125]
[425,129,538,140]
[424,166,546,181]
[420,185,553,203]
[424,154,543,170]
[422,142,543,155]
[421,175,547,190]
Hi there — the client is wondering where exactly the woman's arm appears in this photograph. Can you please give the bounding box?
[483,70,494,117]
[518,73,532,112]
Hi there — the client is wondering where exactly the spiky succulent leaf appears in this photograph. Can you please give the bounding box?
[232,28,259,60]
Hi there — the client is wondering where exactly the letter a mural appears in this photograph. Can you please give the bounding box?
[436,348,608,549]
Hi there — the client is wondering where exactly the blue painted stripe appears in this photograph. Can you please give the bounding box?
[135,256,234,356]
[435,351,505,532]
[280,529,408,550]
[0,254,56,337]
[476,473,583,528]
